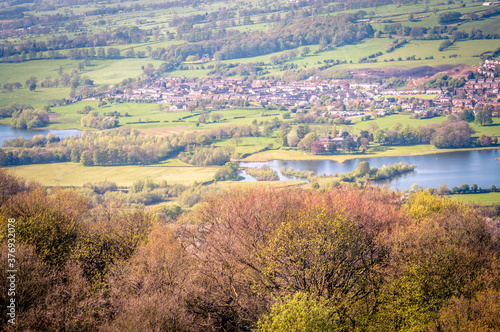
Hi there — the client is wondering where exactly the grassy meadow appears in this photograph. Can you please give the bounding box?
[6,160,219,187]
[214,136,277,156]
[451,192,500,205]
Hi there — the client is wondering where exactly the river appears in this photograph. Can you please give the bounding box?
[0,125,82,146]
[239,149,500,190]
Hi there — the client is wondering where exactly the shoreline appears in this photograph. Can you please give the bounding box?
[240,146,500,163]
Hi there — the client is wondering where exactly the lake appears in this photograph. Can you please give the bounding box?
[239,149,500,190]
[0,125,82,146]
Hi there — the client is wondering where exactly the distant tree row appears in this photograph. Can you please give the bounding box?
[0,102,32,118]
[178,145,234,166]
[339,161,416,182]
[0,123,265,167]
[0,27,150,62]
[373,120,475,148]
[151,12,374,62]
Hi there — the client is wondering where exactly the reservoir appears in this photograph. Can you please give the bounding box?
[240,149,500,190]
[0,125,82,146]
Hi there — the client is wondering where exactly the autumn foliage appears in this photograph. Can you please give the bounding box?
[1,169,500,331]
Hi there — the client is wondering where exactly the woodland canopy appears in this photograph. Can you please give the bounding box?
[0,170,499,331]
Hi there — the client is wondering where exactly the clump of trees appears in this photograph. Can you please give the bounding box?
[339,161,416,183]
[374,120,473,148]
[10,108,49,129]
[3,133,60,148]
[438,11,462,25]
[475,105,494,126]
[421,74,465,89]
[80,111,119,129]
[280,167,316,180]
[430,120,473,148]
[81,179,189,207]
[214,161,240,181]
[245,165,279,181]
[0,103,33,118]
[178,145,234,166]
[0,127,173,167]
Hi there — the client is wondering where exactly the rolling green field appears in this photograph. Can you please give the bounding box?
[5,104,287,131]
[214,136,277,156]
[451,192,500,205]
[6,160,219,187]
[353,114,446,131]
[0,88,71,110]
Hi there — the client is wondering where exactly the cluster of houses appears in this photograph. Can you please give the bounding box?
[105,61,500,114]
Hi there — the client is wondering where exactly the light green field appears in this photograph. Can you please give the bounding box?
[0,60,79,85]
[451,192,500,205]
[166,36,491,80]
[0,87,72,110]
[374,39,493,66]
[353,114,447,132]
[0,57,164,91]
[459,18,500,35]
[39,104,287,130]
[5,160,219,186]
[80,58,165,85]
[470,120,500,138]
[46,102,176,130]
[214,136,276,156]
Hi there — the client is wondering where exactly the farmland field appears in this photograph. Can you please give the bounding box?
[6,160,219,187]
[451,192,500,205]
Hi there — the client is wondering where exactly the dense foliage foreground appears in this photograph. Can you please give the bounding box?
[1,169,500,331]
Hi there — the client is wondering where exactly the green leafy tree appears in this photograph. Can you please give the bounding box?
[80,150,93,166]
[214,162,239,181]
[356,161,370,177]
[475,106,493,126]
[25,76,37,92]
[342,136,356,152]
[298,132,318,151]
[257,292,342,332]
[11,109,49,129]
[258,207,381,309]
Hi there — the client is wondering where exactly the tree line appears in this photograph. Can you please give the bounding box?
[150,12,374,63]
[373,120,478,148]
[0,27,150,62]
[0,123,264,167]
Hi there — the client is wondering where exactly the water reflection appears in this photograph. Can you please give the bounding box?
[0,125,82,146]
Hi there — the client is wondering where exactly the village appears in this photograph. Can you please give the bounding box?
[105,60,500,117]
